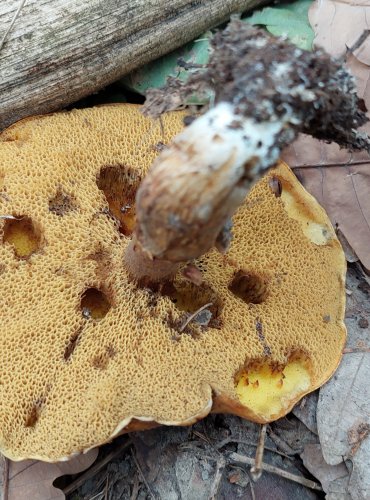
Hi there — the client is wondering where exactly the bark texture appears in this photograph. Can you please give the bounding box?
[0,0,265,130]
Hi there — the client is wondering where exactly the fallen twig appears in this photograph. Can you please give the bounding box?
[62,439,132,496]
[130,472,140,500]
[131,448,156,500]
[249,474,256,500]
[267,428,298,456]
[104,475,109,500]
[293,159,370,169]
[208,456,226,500]
[347,29,370,53]
[229,452,323,492]
[192,430,213,445]
[88,491,105,500]
[215,437,293,460]
[250,424,267,481]
[343,347,370,354]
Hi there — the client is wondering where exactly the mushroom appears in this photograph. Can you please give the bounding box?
[0,104,346,461]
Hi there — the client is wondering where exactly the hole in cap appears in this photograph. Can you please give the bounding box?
[97,165,141,236]
[229,270,269,304]
[161,281,223,331]
[80,287,111,320]
[3,216,41,258]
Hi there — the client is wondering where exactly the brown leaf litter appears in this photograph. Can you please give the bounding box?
[282,0,370,272]
[0,450,97,500]
[317,264,370,499]
[301,443,349,497]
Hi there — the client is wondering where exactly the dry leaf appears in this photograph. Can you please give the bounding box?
[308,0,370,61]
[317,354,370,500]
[282,0,370,272]
[292,391,319,435]
[281,148,370,271]
[0,449,98,500]
[301,443,349,497]
[317,267,370,500]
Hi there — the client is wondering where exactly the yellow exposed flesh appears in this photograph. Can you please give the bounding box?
[3,218,40,257]
[81,289,111,320]
[236,360,311,419]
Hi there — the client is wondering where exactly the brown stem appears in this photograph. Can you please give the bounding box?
[125,237,179,284]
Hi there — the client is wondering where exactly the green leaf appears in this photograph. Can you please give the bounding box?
[244,0,314,51]
[120,34,211,103]
[120,0,314,99]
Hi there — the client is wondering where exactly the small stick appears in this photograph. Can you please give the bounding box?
[63,439,131,496]
[179,302,213,332]
[229,452,323,491]
[192,429,212,445]
[292,159,370,169]
[250,424,267,481]
[215,437,293,460]
[0,0,27,52]
[130,473,140,500]
[88,491,105,500]
[248,472,256,500]
[208,456,226,500]
[94,472,109,494]
[347,30,370,53]
[104,475,109,500]
[267,428,297,456]
[131,449,156,500]
[343,347,370,354]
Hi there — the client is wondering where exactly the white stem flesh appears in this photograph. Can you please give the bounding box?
[135,101,289,262]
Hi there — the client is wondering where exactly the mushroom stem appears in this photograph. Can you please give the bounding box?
[125,102,286,283]
[125,21,370,283]
[125,236,179,285]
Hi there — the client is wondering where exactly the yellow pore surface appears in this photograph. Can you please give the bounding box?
[0,104,346,461]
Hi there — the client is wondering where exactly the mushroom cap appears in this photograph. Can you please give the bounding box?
[0,104,346,462]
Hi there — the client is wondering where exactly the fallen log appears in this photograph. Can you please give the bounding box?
[0,0,266,129]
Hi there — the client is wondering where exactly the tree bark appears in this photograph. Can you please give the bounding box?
[0,0,266,130]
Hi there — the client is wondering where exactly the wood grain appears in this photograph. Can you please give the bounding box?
[0,0,266,129]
